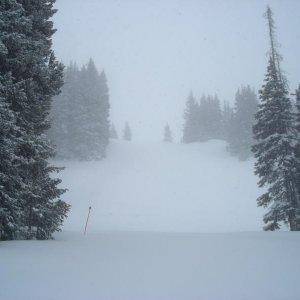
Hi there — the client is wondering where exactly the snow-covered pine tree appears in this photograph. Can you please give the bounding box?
[229,86,258,160]
[0,74,28,240]
[221,101,234,143]
[163,123,173,142]
[207,94,222,140]
[252,6,299,231]
[295,85,300,220]
[0,0,28,240]
[65,63,89,160]
[1,0,70,239]
[48,62,79,159]
[182,92,200,143]
[80,60,110,159]
[50,59,110,160]
[98,70,110,157]
[123,122,132,141]
[197,94,222,141]
[109,123,118,139]
[197,95,209,141]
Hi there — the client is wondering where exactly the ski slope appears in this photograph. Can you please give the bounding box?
[4,140,299,300]
[1,231,300,300]
[61,139,263,232]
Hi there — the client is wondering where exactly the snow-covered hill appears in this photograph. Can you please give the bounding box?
[2,140,300,300]
[60,139,263,232]
[2,231,300,300]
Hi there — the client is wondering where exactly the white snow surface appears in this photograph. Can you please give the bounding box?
[61,139,263,232]
[2,140,299,300]
[1,231,300,300]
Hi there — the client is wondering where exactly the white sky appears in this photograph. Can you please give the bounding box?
[53,0,300,141]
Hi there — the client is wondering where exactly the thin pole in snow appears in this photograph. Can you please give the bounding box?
[84,206,92,235]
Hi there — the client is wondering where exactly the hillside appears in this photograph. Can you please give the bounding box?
[60,139,262,232]
[2,140,300,300]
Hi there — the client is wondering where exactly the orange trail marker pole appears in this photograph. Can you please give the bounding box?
[84,206,92,235]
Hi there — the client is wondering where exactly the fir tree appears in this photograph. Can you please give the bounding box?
[0,0,28,240]
[206,95,222,140]
[163,123,173,142]
[48,62,79,159]
[109,123,118,139]
[229,86,258,160]
[98,70,110,157]
[221,101,234,143]
[123,122,132,141]
[182,92,199,143]
[49,60,110,160]
[295,85,300,218]
[0,75,27,240]
[252,6,299,231]
[198,94,222,141]
[0,0,69,239]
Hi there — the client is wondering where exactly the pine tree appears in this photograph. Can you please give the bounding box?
[252,6,299,231]
[229,86,258,160]
[48,62,79,159]
[109,123,118,139]
[295,85,300,220]
[0,75,27,240]
[221,101,234,143]
[0,0,28,240]
[0,0,70,239]
[197,95,209,141]
[98,70,110,157]
[49,60,110,160]
[182,92,199,143]
[123,122,132,141]
[207,94,222,140]
[163,123,173,142]
[198,94,222,141]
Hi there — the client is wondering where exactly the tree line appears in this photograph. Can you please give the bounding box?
[181,6,300,231]
[182,87,258,160]
[48,59,110,160]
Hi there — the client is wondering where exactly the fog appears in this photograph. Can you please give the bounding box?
[2,1,300,299]
[53,0,300,141]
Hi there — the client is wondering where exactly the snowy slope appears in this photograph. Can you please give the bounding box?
[60,139,263,232]
[1,231,300,300]
[2,140,299,300]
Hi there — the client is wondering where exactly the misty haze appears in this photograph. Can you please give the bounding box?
[1,1,300,300]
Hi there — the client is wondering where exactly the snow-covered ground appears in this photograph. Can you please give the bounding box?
[2,140,299,300]
[61,139,263,232]
[1,231,300,300]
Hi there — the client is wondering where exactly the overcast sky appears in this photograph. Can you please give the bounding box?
[53,0,300,141]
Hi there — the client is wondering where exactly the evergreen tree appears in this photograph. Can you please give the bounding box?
[163,123,173,142]
[48,62,79,159]
[221,101,234,143]
[229,86,258,160]
[49,60,110,160]
[109,123,118,139]
[98,70,110,157]
[197,95,209,141]
[198,94,222,141]
[0,0,28,240]
[0,75,27,240]
[123,122,132,141]
[252,6,299,231]
[295,85,300,217]
[0,0,69,239]
[207,95,222,140]
[182,92,199,143]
